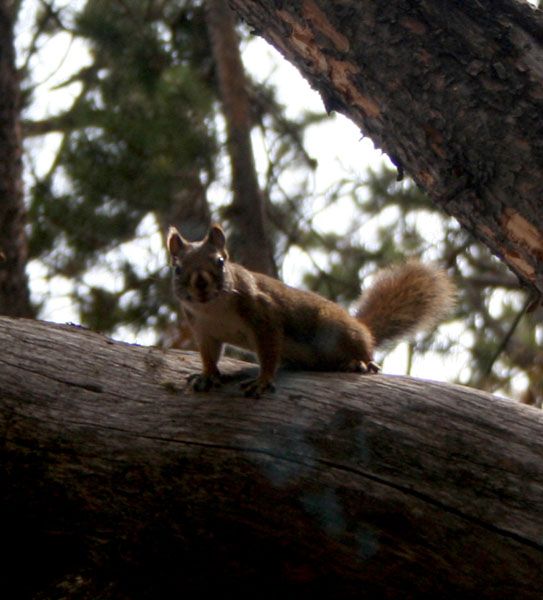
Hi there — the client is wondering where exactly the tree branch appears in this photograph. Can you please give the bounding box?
[206,0,277,276]
[1,316,542,596]
[229,0,543,298]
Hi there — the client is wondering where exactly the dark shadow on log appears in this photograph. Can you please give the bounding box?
[1,317,542,598]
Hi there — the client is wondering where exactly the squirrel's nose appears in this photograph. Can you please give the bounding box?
[193,271,210,290]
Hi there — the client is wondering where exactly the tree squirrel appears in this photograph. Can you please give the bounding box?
[167,224,456,398]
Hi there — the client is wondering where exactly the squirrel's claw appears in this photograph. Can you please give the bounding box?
[356,360,381,374]
[240,378,275,399]
[366,360,381,373]
[187,372,223,392]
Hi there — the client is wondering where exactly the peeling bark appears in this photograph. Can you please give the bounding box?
[229,0,543,297]
[1,316,543,597]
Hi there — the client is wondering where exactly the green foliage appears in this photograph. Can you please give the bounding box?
[29,1,216,258]
[24,0,319,338]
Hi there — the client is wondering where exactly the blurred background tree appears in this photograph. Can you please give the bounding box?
[0,0,33,317]
[14,0,542,406]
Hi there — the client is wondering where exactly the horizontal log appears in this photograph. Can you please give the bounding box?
[1,316,542,597]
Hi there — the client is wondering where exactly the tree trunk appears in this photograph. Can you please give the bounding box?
[229,0,543,299]
[0,2,33,317]
[1,316,542,598]
[206,0,277,277]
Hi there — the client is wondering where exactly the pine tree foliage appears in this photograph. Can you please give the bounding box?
[22,0,318,340]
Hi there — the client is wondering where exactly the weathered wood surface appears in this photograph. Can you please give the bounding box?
[1,316,542,597]
[229,0,543,298]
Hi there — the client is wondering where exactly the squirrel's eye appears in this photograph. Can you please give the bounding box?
[216,256,225,268]
[174,265,182,276]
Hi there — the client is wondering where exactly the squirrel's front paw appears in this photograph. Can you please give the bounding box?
[187,372,222,392]
[240,378,275,399]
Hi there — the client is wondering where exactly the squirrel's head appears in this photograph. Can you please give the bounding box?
[167,224,229,304]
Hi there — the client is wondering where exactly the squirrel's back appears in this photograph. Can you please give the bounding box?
[355,260,456,348]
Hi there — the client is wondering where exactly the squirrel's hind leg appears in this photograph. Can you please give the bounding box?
[240,331,282,398]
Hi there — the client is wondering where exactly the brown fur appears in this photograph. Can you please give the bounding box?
[168,225,456,397]
[355,260,456,348]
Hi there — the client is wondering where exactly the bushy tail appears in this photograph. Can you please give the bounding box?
[355,261,456,349]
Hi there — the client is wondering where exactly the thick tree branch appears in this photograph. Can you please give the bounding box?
[1,316,542,597]
[229,0,543,298]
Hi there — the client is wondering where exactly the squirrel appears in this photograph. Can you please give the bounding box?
[167,224,456,398]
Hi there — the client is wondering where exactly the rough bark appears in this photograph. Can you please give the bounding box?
[1,316,542,598]
[229,0,543,298]
[156,169,212,349]
[0,2,33,317]
[206,0,277,277]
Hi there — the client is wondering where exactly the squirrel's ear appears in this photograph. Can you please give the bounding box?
[206,224,226,251]
[167,226,189,258]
